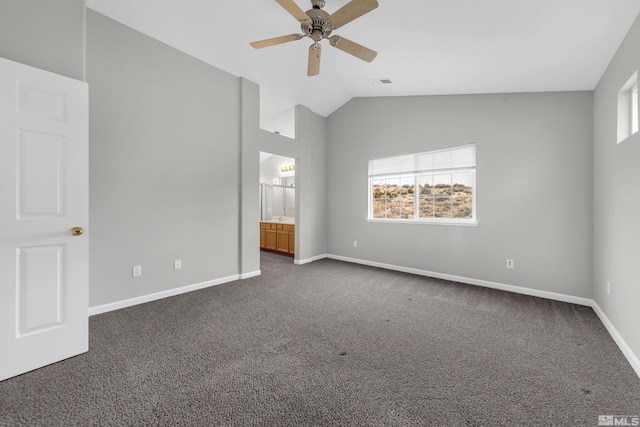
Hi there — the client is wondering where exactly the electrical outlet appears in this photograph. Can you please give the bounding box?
[174,260,182,270]
[353,240,358,247]
[607,281,611,296]
[132,266,142,277]
[506,259,514,269]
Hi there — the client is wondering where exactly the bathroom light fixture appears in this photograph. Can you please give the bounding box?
[280,164,295,172]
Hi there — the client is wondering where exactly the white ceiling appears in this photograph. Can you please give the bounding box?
[86,0,640,137]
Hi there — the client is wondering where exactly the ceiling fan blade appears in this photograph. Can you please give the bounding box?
[308,43,321,76]
[327,0,378,30]
[329,36,377,62]
[275,0,311,25]
[250,34,305,49]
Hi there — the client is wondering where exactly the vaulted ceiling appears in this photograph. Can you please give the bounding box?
[87,0,640,137]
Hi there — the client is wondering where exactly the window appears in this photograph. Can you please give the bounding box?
[617,71,638,143]
[368,144,476,224]
[632,84,638,135]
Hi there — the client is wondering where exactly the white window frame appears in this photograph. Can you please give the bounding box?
[618,72,638,143]
[632,84,638,135]
[368,144,477,226]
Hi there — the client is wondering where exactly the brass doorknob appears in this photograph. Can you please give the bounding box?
[70,227,84,236]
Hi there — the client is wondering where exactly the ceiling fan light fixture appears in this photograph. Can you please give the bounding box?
[251,0,379,75]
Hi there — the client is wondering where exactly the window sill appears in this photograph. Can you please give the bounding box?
[367,218,478,226]
[617,130,638,145]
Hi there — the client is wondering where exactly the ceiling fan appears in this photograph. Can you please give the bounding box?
[250,0,379,76]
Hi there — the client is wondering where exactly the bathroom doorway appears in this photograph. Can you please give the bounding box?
[259,152,297,260]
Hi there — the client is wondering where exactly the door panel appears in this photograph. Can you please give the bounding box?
[276,230,289,253]
[18,244,65,335]
[0,56,88,381]
[265,229,277,250]
[18,130,66,217]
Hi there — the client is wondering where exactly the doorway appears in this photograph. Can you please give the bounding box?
[259,152,296,262]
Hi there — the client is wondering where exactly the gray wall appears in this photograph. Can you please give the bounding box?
[87,11,241,306]
[0,0,85,81]
[326,92,593,298]
[593,13,640,359]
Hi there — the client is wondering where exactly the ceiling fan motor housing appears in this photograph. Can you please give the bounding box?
[250,0,379,76]
[302,8,332,41]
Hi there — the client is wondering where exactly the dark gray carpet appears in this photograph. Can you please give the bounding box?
[1,252,639,426]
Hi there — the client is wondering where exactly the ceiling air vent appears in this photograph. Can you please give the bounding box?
[368,78,393,86]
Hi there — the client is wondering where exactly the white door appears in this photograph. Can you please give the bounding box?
[0,57,89,381]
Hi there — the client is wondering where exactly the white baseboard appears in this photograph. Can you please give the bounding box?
[591,302,640,379]
[327,254,592,306]
[88,274,241,316]
[294,254,329,265]
[240,270,261,279]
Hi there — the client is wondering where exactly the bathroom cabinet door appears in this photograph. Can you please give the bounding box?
[265,229,277,250]
[276,230,289,253]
